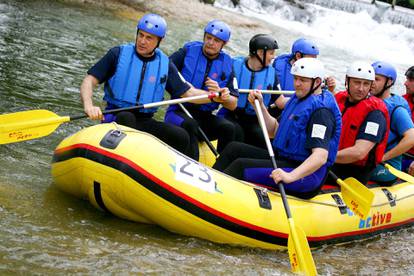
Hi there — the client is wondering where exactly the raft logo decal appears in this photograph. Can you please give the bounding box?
[174,154,219,193]
[358,211,392,229]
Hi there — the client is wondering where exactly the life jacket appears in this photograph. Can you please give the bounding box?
[180,41,232,112]
[403,94,414,155]
[335,90,390,167]
[273,90,342,166]
[384,94,412,149]
[103,44,168,113]
[232,57,275,115]
[273,53,294,91]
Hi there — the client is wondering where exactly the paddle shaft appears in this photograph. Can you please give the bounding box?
[253,99,292,218]
[403,152,414,159]
[178,103,219,157]
[239,89,294,95]
[381,161,414,183]
[254,98,317,275]
[70,92,220,121]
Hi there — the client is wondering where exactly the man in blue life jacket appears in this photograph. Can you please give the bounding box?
[369,61,414,184]
[164,19,241,161]
[213,58,342,199]
[270,38,336,114]
[217,34,279,148]
[80,14,223,158]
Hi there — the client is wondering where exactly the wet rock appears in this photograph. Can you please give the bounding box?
[200,0,215,5]
[231,0,240,7]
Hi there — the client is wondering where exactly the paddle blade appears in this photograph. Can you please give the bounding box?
[287,218,317,276]
[339,177,374,220]
[384,163,414,184]
[0,110,70,144]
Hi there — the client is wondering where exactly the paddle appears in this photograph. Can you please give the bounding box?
[328,171,374,220]
[0,92,219,145]
[253,99,317,275]
[178,103,219,157]
[381,162,414,183]
[239,89,295,95]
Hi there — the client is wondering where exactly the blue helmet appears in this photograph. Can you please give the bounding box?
[291,38,319,56]
[372,61,397,84]
[204,20,231,42]
[137,13,167,38]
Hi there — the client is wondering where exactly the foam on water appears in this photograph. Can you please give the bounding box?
[215,0,414,67]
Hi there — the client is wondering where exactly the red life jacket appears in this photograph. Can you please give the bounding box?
[403,94,414,155]
[335,90,390,167]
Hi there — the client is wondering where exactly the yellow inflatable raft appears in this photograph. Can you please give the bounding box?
[51,123,414,250]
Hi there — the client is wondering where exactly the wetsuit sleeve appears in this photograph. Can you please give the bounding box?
[305,108,336,150]
[87,46,120,84]
[169,47,186,72]
[357,110,387,143]
[165,60,191,98]
[226,71,239,97]
[391,107,414,136]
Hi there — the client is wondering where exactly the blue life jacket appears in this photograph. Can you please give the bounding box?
[273,90,342,166]
[103,44,169,113]
[384,94,412,149]
[273,53,294,91]
[232,56,275,115]
[181,41,232,112]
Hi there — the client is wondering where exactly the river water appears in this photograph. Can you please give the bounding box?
[1,0,414,274]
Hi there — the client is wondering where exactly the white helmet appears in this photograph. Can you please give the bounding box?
[291,58,325,80]
[346,61,375,81]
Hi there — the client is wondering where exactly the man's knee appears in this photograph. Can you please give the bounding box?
[115,111,136,128]
[181,117,199,134]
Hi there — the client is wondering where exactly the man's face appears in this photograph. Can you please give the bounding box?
[347,77,372,103]
[294,53,317,60]
[405,77,414,95]
[293,75,319,98]
[135,30,160,57]
[370,74,388,96]
[256,49,276,67]
[203,33,225,58]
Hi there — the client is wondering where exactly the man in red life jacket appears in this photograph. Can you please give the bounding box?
[330,61,390,185]
[402,66,414,175]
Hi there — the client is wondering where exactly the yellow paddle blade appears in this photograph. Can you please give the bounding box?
[287,218,317,276]
[384,163,414,184]
[337,177,374,220]
[0,110,70,144]
[198,140,218,167]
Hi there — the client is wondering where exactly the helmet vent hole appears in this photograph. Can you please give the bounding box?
[301,66,305,69]
[211,24,215,27]
[358,68,362,72]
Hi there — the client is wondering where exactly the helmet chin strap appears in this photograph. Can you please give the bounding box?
[254,49,267,69]
[302,78,321,100]
[376,77,392,98]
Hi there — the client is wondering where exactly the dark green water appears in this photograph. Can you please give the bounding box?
[0,0,413,274]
